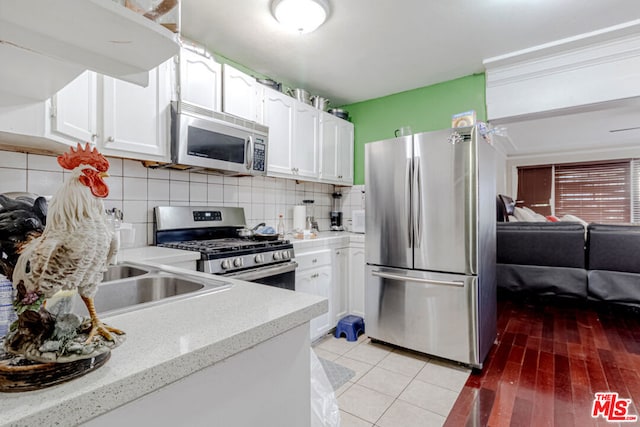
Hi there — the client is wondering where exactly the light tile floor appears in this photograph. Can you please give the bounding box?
[313,334,471,427]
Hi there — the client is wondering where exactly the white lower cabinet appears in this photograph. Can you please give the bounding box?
[294,238,364,341]
[295,249,332,341]
[332,247,349,324]
[348,241,365,318]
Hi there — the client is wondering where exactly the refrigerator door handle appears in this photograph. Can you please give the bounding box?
[414,157,422,247]
[372,271,465,287]
[406,158,412,246]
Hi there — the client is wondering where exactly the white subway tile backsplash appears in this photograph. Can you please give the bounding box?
[169,169,190,182]
[28,154,61,171]
[224,176,239,186]
[147,167,170,180]
[251,203,264,222]
[208,184,224,203]
[207,174,224,184]
[238,188,251,204]
[238,177,252,188]
[123,200,147,223]
[123,159,148,178]
[106,176,123,201]
[0,149,339,246]
[0,169,27,193]
[0,151,26,169]
[223,185,238,204]
[251,189,265,204]
[170,180,190,202]
[148,179,170,200]
[123,177,148,201]
[189,182,207,202]
[106,157,123,177]
[27,170,63,196]
[264,204,276,224]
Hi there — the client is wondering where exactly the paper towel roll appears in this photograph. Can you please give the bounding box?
[293,205,306,231]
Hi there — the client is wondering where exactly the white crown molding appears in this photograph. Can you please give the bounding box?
[484,20,640,121]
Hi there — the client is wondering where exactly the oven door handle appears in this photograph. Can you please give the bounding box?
[224,261,298,281]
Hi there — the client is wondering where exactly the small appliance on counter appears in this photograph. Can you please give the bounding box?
[330,192,344,231]
[351,210,365,233]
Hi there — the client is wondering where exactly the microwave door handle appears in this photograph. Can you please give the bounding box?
[245,136,254,170]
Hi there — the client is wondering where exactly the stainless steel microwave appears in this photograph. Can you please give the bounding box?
[170,101,268,176]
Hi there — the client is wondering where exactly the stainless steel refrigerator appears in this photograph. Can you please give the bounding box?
[365,125,496,368]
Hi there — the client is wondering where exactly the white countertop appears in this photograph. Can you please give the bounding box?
[117,246,201,264]
[0,267,326,426]
[291,231,364,252]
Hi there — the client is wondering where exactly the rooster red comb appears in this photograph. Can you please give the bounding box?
[57,143,109,172]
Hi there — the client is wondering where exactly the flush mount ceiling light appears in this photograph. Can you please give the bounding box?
[271,0,330,34]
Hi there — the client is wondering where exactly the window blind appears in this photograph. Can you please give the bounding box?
[632,159,640,223]
[554,160,630,223]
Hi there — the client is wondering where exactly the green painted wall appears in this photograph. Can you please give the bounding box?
[342,74,486,185]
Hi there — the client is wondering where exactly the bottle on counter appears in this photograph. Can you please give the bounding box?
[277,214,285,238]
[0,275,16,338]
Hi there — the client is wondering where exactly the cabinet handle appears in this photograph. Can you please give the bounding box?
[312,259,317,263]
[107,136,114,142]
[91,134,98,141]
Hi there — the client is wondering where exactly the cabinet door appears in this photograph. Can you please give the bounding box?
[337,120,354,184]
[333,248,349,324]
[50,71,98,144]
[264,88,294,176]
[180,49,222,112]
[348,244,365,317]
[101,60,170,161]
[292,103,319,179]
[319,113,339,183]
[222,64,258,122]
[296,266,332,341]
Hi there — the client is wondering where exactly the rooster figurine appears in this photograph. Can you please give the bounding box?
[10,143,122,351]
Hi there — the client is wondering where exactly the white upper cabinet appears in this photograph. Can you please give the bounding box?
[100,60,171,161]
[50,71,98,144]
[179,48,222,112]
[0,0,178,106]
[264,88,295,176]
[337,119,354,184]
[222,64,259,122]
[292,103,319,180]
[264,86,320,180]
[320,112,354,185]
[48,59,172,161]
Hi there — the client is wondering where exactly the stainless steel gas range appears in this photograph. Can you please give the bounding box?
[154,206,297,290]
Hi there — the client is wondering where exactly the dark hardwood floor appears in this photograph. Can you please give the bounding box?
[444,294,640,427]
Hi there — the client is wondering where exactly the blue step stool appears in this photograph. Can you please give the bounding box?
[334,315,365,342]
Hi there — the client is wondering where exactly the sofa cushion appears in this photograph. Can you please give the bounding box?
[497,222,586,268]
[498,264,588,298]
[587,223,640,274]
[588,270,640,305]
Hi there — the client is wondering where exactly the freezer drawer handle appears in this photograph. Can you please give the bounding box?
[372,271,464,287]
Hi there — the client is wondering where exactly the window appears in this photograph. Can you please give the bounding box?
[517,159,637,224]
[555,161,630,223]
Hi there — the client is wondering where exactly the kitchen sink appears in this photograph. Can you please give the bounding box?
[102,265,149,282]
[73,263,231,316]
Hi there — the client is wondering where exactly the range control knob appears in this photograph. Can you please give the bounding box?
[233,258,243,268]
[254,254,264,264]
[273,252,282,261]
[221,259,231,270]
[281,250,290,260]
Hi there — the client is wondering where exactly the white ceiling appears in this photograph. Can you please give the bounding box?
[180,0,640,157]
[182,0,639,106]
